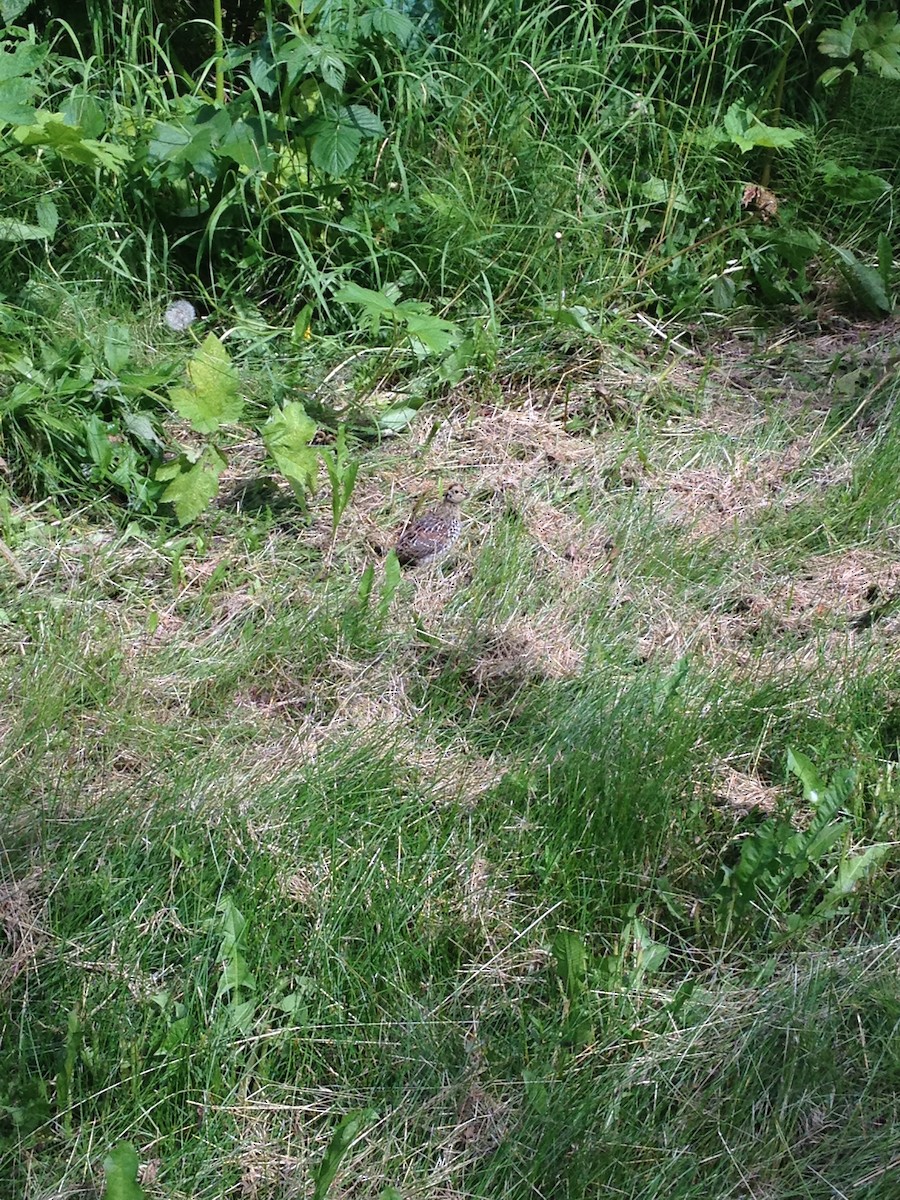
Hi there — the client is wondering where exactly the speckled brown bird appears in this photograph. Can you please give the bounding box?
[395,483,467,566]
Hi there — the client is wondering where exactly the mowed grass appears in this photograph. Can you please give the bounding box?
[2,327,900,1199]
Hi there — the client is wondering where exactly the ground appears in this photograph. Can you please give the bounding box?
[2,315,899,1199]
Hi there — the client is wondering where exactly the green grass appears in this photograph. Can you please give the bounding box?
[3,333,900,1199]
[2,4,900,1195]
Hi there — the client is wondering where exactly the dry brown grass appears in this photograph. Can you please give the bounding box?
[0,867,47,992]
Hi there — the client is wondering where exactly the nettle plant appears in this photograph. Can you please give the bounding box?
[134,0,417,277]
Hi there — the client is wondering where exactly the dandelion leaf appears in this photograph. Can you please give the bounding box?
[101,1142,146,1200]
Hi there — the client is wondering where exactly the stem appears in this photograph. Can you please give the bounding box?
[759,48,788,189]
[213,0,225,105]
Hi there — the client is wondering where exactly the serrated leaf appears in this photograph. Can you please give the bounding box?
[335,281,397,319]
[362,6,416,45]
[318,51,346,92]
[219,117,275,171]
[311,119,361,176]
[215,894,246,950]
[14,112,131,169]
[0,40,46,82]
[312,1110,378,1200]
[1,0,33,25]
[262,401,318,494]
[102,1142,146,1200]
[823,844,890,903]
[168,333,242,433]
[0,217,49,241]
[275,34,316,83]
[249,50,276,96]
[787,748,826,803]
[158,446,226,525]
[337,103,385,137]
[721,103,806,151]
[819,162,890,203]
[834,246,893,315]
[0,76,36,125]
[817,19,854,60]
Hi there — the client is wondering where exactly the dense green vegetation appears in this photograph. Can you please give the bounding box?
[1,3,899,1199]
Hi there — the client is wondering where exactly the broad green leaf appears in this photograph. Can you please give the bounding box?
[551,930,587,1002]
[818,64,857,88]
[0,76,36,125]
[59,90,104,137]
[376,404,419,433]
[311,119,361,176]
[249,50,276,96]
[0,40,46,82]
[548,305,597,335]
[318,51,346,92]
[377,551,402,618]
[523,1067,550,1115]
[157,446,227,525]
[147,117,220,178]
[291,303,314,344]
[337,103,385,137]
[361,6,416,45]
[335,281,398,323]
[357,562,375,607]
[637,175,693,211]
[312,1109,378,1200]
[824,844,890,902]
[157,1014,191,1053]
[219,117,275,171]
[2,0,33,23]
[817,13,856,60]
[168,333,242,433]
[101,1142,146,1200]
[216,895,247,950]
[276,35,316,84]
[216,950,256,998]
[834,246,892,315]
[786,748,826,802]
[104,322,131,374]
[404,310,459,355]
[799,819,848,866]
[225,998,257,1033]
[859,11,900,78]
[0,217,50,241]
[14,113,131,170]
[262,401,318,494]
[721,103,805,151]
[35,195,57,237]
[818,162,889,203]
[276,992,309,1016]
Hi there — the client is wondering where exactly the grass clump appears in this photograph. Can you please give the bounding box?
[2,3,900,1197]
[4,344,900,1197]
